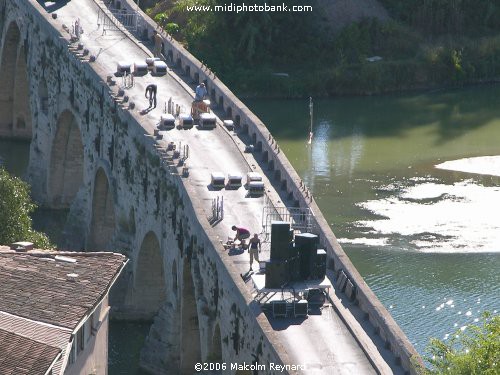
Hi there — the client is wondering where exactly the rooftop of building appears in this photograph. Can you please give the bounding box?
[0,311,71,375]
[0,246,127,375]
[0,247,127,330]
[0,327,61,375]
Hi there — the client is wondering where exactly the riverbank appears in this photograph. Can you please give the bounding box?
[218,30,500,98]
[226,66,500,99]
[145,1,500,98]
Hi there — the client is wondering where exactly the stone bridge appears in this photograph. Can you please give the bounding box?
[0,0,421,374]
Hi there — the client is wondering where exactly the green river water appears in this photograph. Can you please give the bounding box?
[244,84,500,354]
[1,84,499,372]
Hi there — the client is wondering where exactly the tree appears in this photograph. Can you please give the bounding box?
[0,167,52,249]
[420,312,500,374]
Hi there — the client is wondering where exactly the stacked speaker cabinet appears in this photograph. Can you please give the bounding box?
[272,300,287,318]
[294,233,318,279]
[311,249,327,279]
[265,260,289,288]
[288,244,301,281]
[293,300,308,318]
[270,221,293,260]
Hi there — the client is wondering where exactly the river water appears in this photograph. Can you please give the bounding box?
[1,84,499,368]
[245,84,500,354]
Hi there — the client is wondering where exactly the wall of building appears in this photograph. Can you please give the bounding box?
[65,296,110,375]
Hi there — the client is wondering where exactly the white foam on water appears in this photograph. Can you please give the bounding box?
[355,180,500,253]
[436,156,500,177]
[338,237,389,246]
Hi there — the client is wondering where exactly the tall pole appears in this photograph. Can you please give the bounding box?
[308,97,313,144]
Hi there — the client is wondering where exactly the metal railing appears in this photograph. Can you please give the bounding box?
[209,196,224,224]
[261,192,315,242]
[109,8,139,33]
[96,3,140,35]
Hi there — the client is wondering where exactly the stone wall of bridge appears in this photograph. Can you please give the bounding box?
[111,0,422,372]
[0,0,291,373]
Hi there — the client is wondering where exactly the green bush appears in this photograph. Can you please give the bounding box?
[420,312,500,374]
[379,0,500,36]
[165,22,179,34]
[0,167,52,249]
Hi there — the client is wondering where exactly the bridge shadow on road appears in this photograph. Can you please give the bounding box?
[265,313,308,330]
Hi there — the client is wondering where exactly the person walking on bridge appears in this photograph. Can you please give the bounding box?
[153,30,163,58]
[248,233,261,271]
[145,84,157,108]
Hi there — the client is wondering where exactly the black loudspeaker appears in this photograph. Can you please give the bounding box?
[295,232,319,250]
[270,221,293,260]
[295,233,318,279]
[293,300,308,317]
[307,288,326,306]
[288,244,301,281]
[311,249,327,280]
[271,220,290,234]
[272,300,287,318]
[265,260,289,288]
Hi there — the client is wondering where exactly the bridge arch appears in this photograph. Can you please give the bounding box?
[87,166,116,251]
[48,109,84,208]
[0,21,31,139]
[134,231,166,318]
[180,259,202,373]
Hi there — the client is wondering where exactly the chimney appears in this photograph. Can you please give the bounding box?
[10,242,34,252]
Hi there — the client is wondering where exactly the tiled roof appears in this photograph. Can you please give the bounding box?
[0,251,127,330]
[0,327,61,375]
[0,312,72,375]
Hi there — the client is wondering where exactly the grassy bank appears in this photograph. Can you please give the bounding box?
[221,31,500,97]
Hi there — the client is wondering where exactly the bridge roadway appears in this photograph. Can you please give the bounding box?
[52,1,386,373]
